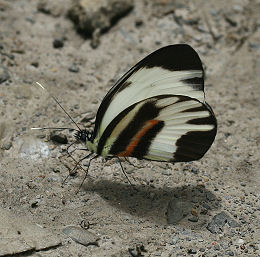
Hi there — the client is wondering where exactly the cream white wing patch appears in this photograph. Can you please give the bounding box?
[99,68,204,137]
[93,44,205,142]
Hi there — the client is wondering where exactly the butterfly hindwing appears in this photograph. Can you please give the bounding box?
[96,95,216,162]
[93,44,206,144]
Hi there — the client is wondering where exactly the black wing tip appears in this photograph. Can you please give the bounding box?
[142,44,203,72]
[173,130,217,163]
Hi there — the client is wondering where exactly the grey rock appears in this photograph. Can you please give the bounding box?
[63,226,99,246]
[187,248,197,254]
[50,133,68,144]
[227,250,234,256]
[202,202,211,210]
[31,61,39,68]
[69,64,80,73]
[53,38,64,48]
[170,237,179,245]
[162,169,171,176]
[207,211,239,234]
[191,167,199,174]
[0,66,10,84]
[214,244,220,250]
[206,191,215,201]
[68,0,133,38]
[167,198,192,224]
[188,215,199,222]
[4,142,12,150]
[248,42,260,49]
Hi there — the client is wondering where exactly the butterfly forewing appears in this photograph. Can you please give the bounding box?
[93,44,205,142]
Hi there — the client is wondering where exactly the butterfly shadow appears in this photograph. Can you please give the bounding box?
[82,178,221,228]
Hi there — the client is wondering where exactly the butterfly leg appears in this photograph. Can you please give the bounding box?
[67,140,77,155]
[65,141,90,176]
[62,152,92,186]
[70,152,93,175]
[77,154,98,193]
[116,157,136,188]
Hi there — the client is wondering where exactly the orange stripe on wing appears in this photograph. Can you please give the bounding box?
[118,120,160,157]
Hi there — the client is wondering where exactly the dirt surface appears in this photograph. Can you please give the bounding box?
[0,0,259,256]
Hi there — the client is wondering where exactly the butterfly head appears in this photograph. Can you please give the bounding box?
[75,129,93,143]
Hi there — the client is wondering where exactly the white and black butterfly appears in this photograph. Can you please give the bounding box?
[35,44,217,176]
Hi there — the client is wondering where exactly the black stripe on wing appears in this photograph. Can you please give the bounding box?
[109,101,161,155]
[97,98,163,156]
[173,102,217,162]
[181,77,204,91]
[92,44,204,140]
[131,121,164,159]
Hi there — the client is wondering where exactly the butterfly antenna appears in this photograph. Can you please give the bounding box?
[34,82,82,132]
[31,127,76,131]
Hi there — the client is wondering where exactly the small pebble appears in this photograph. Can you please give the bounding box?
[191,167,199,174]
[31,61,39,67]
[135,19,143,27]
[214,244,220,250]
[202,203,211,210]
[206,191,215,201]
[188,215,199,222]
[0,66,10,84]
[52,168,60,173]
[31,201,39,208]
[53,38,64,48]
[4,142,12,150]
[227,250,234,256]
[237,238,244,245]
[248,42,260,49]
[69,64,80,73]
[50,133,68,144]
[170,238,179,245]
[187,248,197,254]
[162,169,171,176]
[207,211,239,234]
[63,226,99,246]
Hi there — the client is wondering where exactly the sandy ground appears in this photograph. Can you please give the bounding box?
[0,0,259,256]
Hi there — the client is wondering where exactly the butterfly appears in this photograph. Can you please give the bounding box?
[34,44,217,176]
